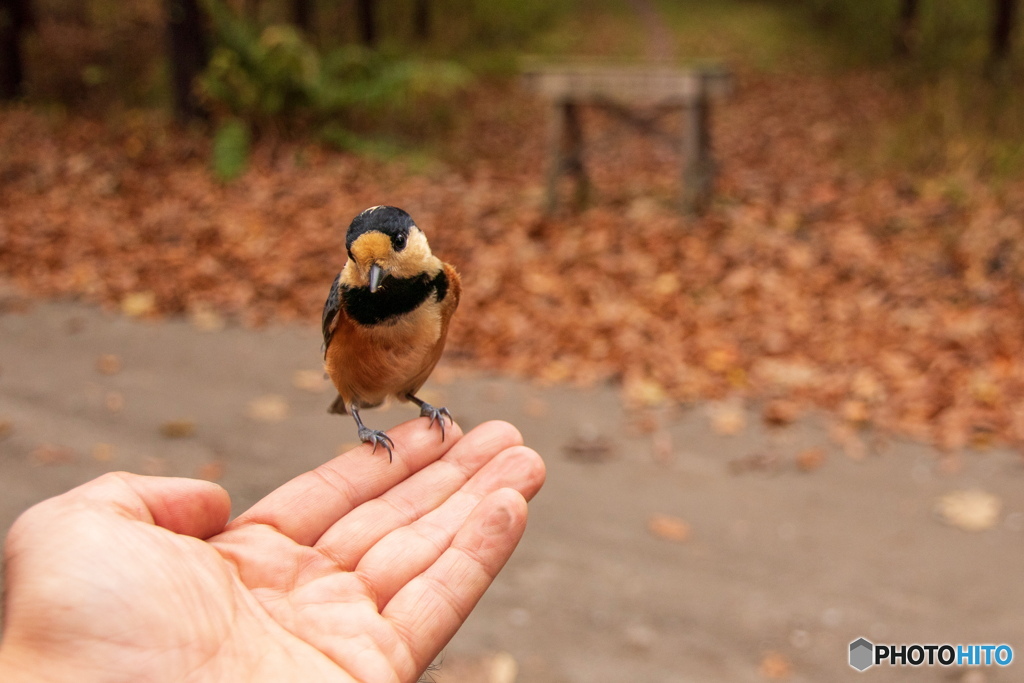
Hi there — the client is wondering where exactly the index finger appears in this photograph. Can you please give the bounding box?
[227,418,464,545]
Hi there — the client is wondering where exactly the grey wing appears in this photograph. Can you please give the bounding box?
[321,273,342,358]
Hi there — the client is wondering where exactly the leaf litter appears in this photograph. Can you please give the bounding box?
[3,70,1024,452]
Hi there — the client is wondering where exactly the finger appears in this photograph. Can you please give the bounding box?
[312,421,526,570]
[45,472,230,539]
[228,418,464,546]
[354,445,543,608]
[384,488,529,679]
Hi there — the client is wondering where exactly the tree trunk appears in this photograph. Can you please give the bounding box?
[0,0,33,100]
[894,0,920,57]
[991,0,1018,63]
[294,0,313,33]
[413,0,430,41]
[165,0,209,122]
[356,0,376,47]
[243,0,260,22]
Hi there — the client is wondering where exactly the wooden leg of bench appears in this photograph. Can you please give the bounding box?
[680,94,714,215]
[545,101,590,214]
[563,103,590,209]
[544,100,567,214]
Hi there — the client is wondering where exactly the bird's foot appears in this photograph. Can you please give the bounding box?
[418,403,453,441]
[357,426,395,462]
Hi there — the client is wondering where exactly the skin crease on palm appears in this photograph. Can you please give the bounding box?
[0,419,546,683]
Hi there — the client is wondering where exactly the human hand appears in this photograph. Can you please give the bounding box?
[0,420,544,682]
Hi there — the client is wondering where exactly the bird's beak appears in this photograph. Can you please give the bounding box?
[369,263,386,293]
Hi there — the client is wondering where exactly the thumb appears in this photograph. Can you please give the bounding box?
[62,472,231,539]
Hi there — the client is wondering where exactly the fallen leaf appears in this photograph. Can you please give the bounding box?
[91,442,115,462]
[563,428,614,462]
[763,398,801,426]
[751,359,821,390]
[105,391,125,413]
[96,354,121,375]
[196,461,225,481]
[623,377,667,407]
[488,651,518,683]
[121,291,156,317]
[652,429,673,464]
[841,399,871,425]
[795,447,826,472]
[160,419,196,438]
[829,422,866,460]
[711,402,746,436]
[522,396,548,417]
[969,427,996,451]
[190,304,226,331]
[629,410,660,434]
[851,368,884,402]
[293,369,329,393]
[705,347,738,374]
[247,395,289,422]
[647,513,692,542]
[31,444,76,465]
[729,451,781,474]
[759,651,792,680]
[936,490,1001,531]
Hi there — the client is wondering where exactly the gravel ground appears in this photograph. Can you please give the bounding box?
[1,301,1022,682]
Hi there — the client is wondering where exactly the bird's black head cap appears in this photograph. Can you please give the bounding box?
[346,206,415,257]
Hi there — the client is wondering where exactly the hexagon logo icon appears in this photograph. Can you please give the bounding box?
[850,638,874,671]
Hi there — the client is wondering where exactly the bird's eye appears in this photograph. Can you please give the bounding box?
[394,233,407,250]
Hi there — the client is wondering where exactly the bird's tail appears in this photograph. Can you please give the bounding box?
[327,395,348,415]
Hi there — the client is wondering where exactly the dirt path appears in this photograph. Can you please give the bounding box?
[1,302,1022,682]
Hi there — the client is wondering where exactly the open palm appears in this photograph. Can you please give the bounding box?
[0,420,545,683]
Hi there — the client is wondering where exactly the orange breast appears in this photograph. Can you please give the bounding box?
[325,301,444,409]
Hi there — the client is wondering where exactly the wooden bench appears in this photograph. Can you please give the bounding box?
[523,63,732,215]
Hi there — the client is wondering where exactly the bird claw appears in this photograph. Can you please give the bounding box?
[419,403,453,441]
[357,426,395,463]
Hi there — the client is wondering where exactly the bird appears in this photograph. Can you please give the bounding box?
[321,205,461,462]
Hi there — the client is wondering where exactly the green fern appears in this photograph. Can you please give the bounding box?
[211,119,250,182]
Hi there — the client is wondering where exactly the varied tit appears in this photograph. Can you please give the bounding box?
[322,206,462,462]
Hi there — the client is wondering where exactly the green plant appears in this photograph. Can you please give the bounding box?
[196,0,471,178]
[198,0,470,122]
[211,118,250,181]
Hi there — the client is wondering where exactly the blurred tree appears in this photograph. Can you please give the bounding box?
[0,0,33,100]
[894,0,919,57]
[414,0,430,41]
[356,0,376,46]
[294,0,313,32]
[166,0,210,121]
[990,0,1018,63]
